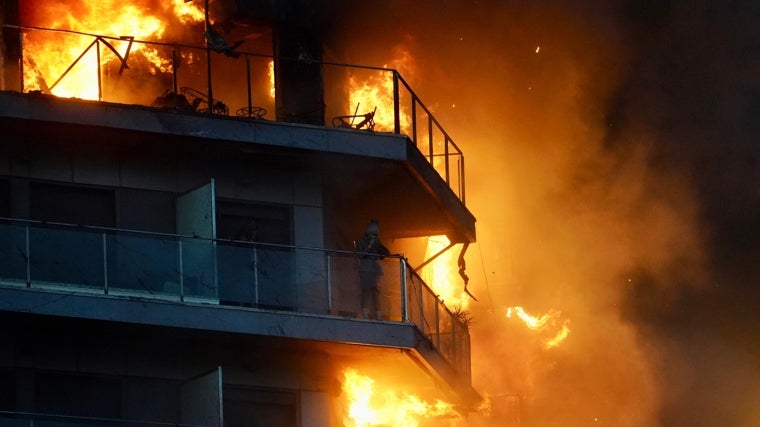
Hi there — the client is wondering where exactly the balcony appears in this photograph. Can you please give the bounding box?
[0,218,472,384]
[2,24,466,205]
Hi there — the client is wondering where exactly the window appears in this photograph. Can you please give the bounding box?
[30,182,115,227]
[34,372,121,419]
[224,386,297,427]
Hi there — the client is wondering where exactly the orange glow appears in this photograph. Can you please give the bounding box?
[421,235,470,311]
[342,368,459,427]
[21,0,205,100]
[507,306,571,349]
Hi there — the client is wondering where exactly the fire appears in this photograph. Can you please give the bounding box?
[347,47,414,132]
[507,306,571,349]
[421,235,470,311]
[267,59,275,98]
[342,368,459,427]
[21,0,205,100]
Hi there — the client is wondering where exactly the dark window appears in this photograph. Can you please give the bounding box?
[0,370,15,411]
[30,182,115,227]
[224,386,297,427]
[216,201,292,245]
[35,372,121,419]
[0,179,10,217]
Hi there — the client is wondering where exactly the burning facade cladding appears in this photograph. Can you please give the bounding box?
[0,0,478,426]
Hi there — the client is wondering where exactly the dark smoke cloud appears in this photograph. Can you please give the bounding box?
[325,0,760,425]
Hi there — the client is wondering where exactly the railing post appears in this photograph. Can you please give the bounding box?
[246,55,253,116]
[172,49,178,94]
[444,136,450,185]
[326,253,332,314]
[434,296,440,348]
[253,247,259,305]
[460,155,466,204]
[393,71,400,134]
[411,98,417,145]
[205,0,213,114]
[18,31,24,92]
[25,224,30,287]
[178,239,184,302]
[428,116,434,163]
[102,232,108,295]
[96,39,102,101]
[400,257,408,322]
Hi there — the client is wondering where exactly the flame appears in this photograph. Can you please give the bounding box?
[342,368,459,427]
[267,59,275,98]
[507,306,571,349]
[347,47,414,132]
[21,0,205,100]
[421,235,470,311]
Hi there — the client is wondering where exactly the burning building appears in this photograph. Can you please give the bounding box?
[0,0,479,425]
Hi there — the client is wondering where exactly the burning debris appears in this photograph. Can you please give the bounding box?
[332,104,377,131]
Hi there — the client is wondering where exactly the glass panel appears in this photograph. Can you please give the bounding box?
[406,274,424,328]
[438,301,454,363]
[376,257,402,321]
[423,286,439,346]
[181,238,217,301]
[294,248,328,315]
[0,414,29,426]
[256,245,295,311]
[29,225,104,291]
[0,222,28,285]
[107,232,180,298]
[216,241,258,307]
[328,251,363,317]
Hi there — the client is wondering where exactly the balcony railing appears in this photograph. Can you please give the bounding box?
[0,411,206,427]
[2,24,466,204]
[0,218,471,378]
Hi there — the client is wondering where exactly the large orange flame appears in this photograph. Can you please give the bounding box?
[421,235,471,311]
[347,47,414,132]
[21,0,205,99]
[342,368,460,427]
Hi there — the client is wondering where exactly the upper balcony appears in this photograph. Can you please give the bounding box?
[0,24,474,243]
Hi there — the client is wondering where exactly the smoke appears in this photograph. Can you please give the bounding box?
[328,0,760,425]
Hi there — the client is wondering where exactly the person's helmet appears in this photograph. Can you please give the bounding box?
[365,219,379,236]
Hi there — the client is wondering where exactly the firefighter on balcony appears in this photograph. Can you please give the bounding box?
[356,219,391,319]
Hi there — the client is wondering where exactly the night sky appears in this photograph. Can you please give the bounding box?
[327,0,760,425]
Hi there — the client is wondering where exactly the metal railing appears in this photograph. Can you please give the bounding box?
[0,218,471,378]
[2,24,466,204]
[0,411,206,427]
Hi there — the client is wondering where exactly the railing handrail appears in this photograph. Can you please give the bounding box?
[0,409,207,427]
[0,216,404,259]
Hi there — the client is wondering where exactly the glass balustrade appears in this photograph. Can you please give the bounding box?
[0,219,470,377]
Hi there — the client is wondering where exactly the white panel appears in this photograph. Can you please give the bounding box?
[176,180,218,300]
[176,180,216,239]
[181,367,223,427]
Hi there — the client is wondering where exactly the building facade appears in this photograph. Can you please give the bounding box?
[0,2,478,425]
